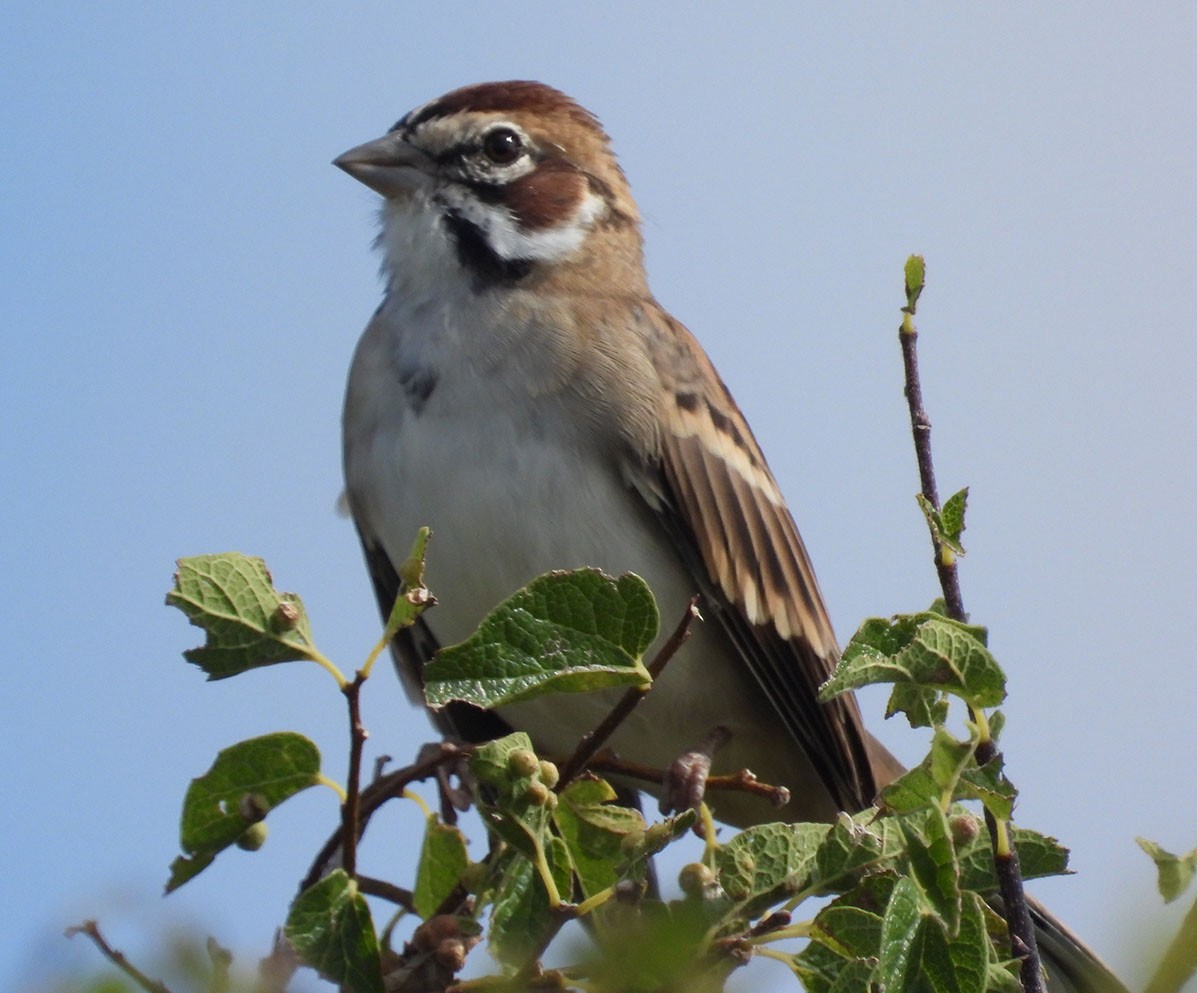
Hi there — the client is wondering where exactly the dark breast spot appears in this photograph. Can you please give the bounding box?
[398,366,438,413]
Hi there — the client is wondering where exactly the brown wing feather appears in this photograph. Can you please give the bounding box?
[642,310,879,811]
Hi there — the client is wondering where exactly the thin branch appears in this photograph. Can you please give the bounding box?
[580,752,791,808]
[557,597,700,788]
[340,671,369,879]
[899,295,966,622]
[356,875,417,911]
[897,260,1043,993]
[66,920,175,993]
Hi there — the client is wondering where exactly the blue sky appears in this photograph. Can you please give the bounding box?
[4,4,1196,990]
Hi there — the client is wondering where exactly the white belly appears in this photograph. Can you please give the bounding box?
[343,307,836,825]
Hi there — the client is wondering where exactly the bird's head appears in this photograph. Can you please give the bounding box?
[335,81,644,289]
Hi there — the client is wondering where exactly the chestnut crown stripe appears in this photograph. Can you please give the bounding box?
[395,79,607,136]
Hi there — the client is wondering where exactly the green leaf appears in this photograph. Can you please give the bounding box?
[285,870,383,993]
[941,488,969,548]
[413,818,471,919]
[1137,837,1197,903]
[810,814,903,894]
[948,892,992,993]
[903,809,961,931]
[878,875,982,993]
[879,764,941,815]
[714,821,829,916]
[810,904,884,959]
[166,553,319,678]
[554,778,646,900]
[487,841,572,968]
[381,528,433,643]
[823,613,1004,712]
[469,734,554,858]
[425,569,656,711]
[917,490,969,557]
[928,728,977,799]
[877,877,934,989]
[167,732,321,892]
[886,681,948,729]
[957,824,1071,893]
[795,875,897,991]
[957,757,1016,822]
[793,938,876,993]
[905,255,926,311]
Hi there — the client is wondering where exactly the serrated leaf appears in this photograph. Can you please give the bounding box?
[941,488,969,548]
[1136,837,1197,903]
[487,838,572,968]
[877,877,934,989]
[957,824,1071,893]
[949,892,991,993]
[425,569,655,710]
[810,815,900,893]
[903,809,962,931]
[957,758,1016,822]
[469,734,553,858]
[554,778,646,899]
[714,822,829,916]
[880,764,941,815]
[810,904,884,959]
[167,554,320,678]
[886,681,948,729]
[877,873,988,993]
[167,733,321,892]
[285,870,383,993]
[917,491,968,557]
[793,937,876,993]
[823,613,1003,711]
[928,728,977,798]
[796,875,898,991]
[413,818,471,919]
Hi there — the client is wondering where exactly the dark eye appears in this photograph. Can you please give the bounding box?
[482,127,524,165]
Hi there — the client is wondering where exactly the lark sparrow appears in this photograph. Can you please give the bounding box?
[337,82,1120,992]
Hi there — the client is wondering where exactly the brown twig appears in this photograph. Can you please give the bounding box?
[557,597,700,788]
[578,751,791,808]
[357,875,417,911]
[340,671,369,880]
[898,259,1043,993]
[66,920,174,993]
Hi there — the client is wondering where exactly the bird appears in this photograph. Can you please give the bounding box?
[335,80,1123,992]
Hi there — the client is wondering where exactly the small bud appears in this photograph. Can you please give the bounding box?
[525,781,551,806]
[949,812,981,845]
[236,822,268,851]
[678,862,716,896]
[537,760,560,789]
[238,792,270,823]
[273,601,301,630]
[939,546,957,568]
[412,915,460,952]
[507,748,539,778]
[436,938,466,972]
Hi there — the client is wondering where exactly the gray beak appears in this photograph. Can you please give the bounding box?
[333,132,434,198]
